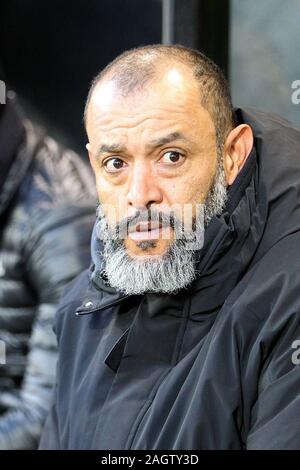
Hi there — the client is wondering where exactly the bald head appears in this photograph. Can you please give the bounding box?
[84,44,234,151]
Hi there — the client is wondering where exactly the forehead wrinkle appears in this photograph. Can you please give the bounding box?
[90,99,195,129]
[89,115,194,149]
[92,112,186,130]
[146,131,189,150]
[88,99,215,155]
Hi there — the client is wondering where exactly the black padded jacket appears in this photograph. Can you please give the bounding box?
[0,96,96,449]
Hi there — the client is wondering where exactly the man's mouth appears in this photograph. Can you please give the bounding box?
[135,221,162,232]
[128,221,171,241]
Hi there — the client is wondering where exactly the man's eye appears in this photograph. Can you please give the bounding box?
[160,151,184,165]
[103,158,125,173]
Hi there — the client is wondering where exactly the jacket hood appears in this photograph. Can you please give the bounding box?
[77,106,300,315]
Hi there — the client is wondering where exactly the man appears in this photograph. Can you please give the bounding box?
[39,45,300,450]
[0,90,96,449]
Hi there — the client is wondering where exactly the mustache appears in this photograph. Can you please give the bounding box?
[116,209,177,238]
[96,204,201,242]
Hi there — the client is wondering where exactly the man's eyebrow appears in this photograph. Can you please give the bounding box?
[147,132,189,149]
[96,132,189,158]
[96,143,125,157]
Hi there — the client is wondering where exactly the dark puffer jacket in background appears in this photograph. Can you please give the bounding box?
[0,96,96,449]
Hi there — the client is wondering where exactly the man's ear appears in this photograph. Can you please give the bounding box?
[224,124,254,186]
[86,142,96,173]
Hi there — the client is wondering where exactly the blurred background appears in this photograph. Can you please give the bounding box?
[1,0,300,154]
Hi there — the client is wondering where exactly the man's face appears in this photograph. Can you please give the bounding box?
[87,65,220,261]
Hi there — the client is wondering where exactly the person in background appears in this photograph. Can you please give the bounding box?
[0,86,96,449]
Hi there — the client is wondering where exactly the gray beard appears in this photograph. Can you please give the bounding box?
[95,160,228,295]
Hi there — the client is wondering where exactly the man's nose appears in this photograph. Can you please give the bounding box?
[126,163,163,208]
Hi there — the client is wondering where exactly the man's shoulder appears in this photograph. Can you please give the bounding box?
[227,233,300,345]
